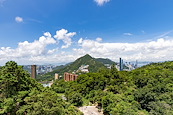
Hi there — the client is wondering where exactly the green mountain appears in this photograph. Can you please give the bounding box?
[96,58,116,65]
[67,54,106,72]
[37,54,106,81]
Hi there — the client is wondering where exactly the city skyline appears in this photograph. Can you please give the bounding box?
[1,0,173,65]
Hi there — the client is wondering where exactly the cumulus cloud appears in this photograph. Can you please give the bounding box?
[78,38,83,44]
[17,33,56,57]
[96,37,102,42]
[94,0,110,6]
[15,16,23,23]
[1,28,173,65]
[0,29,77,65]
[123,33,133,36]
[75,37,173,62]
[0,32,56,64]
[54,29,76,48]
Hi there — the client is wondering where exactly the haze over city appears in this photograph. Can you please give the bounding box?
[1,0,173,65]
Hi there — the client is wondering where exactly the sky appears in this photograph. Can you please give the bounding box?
[1,0,173,65]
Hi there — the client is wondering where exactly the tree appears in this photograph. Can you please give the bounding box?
[16,89,82,115]
[0,61,41,114]
[68,92,83,106]
[110,64,119,79]
[0,61,38,98]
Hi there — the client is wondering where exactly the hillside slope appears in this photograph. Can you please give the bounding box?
[52,61,173,114]
[37,54,106,81]
[96,58,116,65]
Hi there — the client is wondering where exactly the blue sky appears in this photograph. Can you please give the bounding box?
[1,0,173,65]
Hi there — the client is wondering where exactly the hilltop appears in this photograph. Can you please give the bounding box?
[36,54,114,81]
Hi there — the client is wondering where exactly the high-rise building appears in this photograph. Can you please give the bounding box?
[64,72,78,81]
[31,65,36,79]
[135,60,138,68]
[119,58,123,71]
[55,73,59,80]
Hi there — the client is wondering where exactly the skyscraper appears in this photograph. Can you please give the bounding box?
[135,60,138,69]
[119,58,123,71]
[31,65,36,79]
[55,73,59,80]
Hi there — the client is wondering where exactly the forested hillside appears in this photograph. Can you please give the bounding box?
[0,61,82,115]
[96,58,116,65]
[52,61,173,114]
[1,61,173,115]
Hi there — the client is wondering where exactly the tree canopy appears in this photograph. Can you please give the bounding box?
[52,61,173,114]
[1,61,173,114]
[0,61,82,115]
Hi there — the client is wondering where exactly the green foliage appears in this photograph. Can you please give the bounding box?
[17,89,82,115]
[67,93,83,106]
[0,61,39,99]
[2,60,173,115]
[0,61,82,115]
[51,79,68,93]
[52,61,173,114]
[132,61,173,114]
[96,58,116,65]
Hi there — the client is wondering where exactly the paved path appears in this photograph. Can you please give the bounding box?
[79,106,103,115]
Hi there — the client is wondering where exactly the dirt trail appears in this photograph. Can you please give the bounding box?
[79,106,103,115]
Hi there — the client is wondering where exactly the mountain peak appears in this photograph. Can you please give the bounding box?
[77,54,93,61]
[37,54,106,81]
[83,54,92,58]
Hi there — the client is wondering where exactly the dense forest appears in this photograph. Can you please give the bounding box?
[1,61,173,114]
[51,62,173,115]
[0,61,82,115]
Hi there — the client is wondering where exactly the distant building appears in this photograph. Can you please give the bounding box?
[135,60,138,69]
[78,65,89,73]
[104,64,111,69]
[41,80,53,87]
[64,72,78,81]
[31,65,36,79]
[119,58,123,71]
[55,73,59,80]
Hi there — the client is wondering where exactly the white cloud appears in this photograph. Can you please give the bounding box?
[0,32,56,64]
[1,28,173,65]
[17,34,56,57]
[75,37,173,62]
[78,38,83,44]
[44,32,52,38]
[15,16,23,23]
[0,29,77,65]
[94,0,110,6]
[96,37,102,42]
[123,33,133,36]
[54,29,76,48]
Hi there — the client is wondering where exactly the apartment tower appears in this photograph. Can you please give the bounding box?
[119,58,123,71]
[31,65,36,79]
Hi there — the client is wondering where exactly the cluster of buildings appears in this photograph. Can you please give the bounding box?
[117,58,138,71]
[77,65,89,73]
[24,65,56,75]
[37,65,55,74]
[30,57,139,87]
[30,65,78,87]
